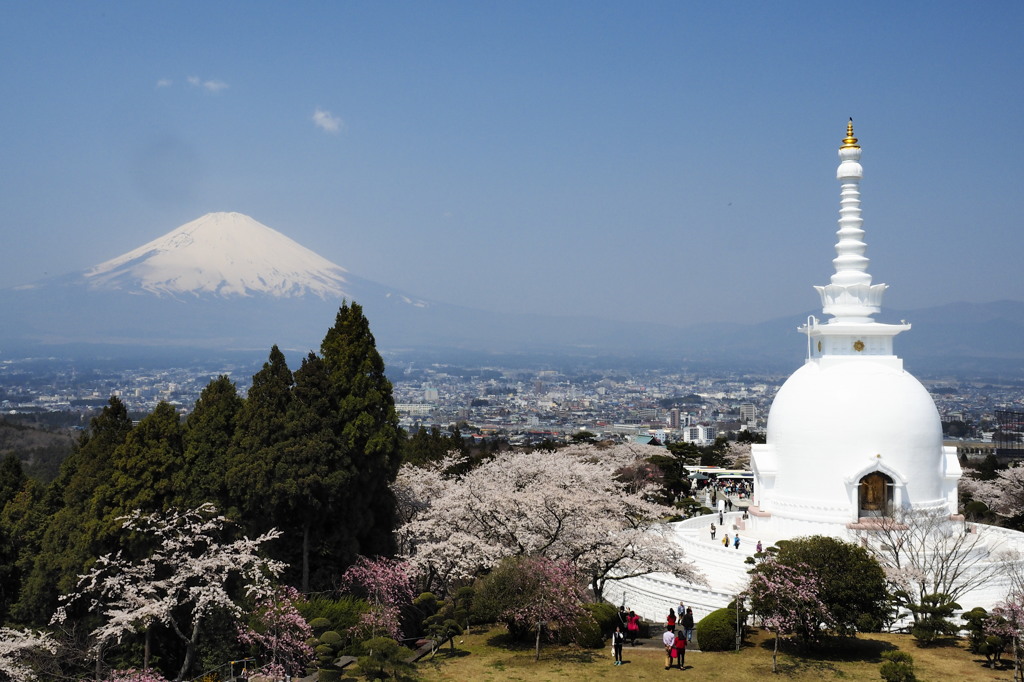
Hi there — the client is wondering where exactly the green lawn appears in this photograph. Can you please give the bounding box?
[389,626,1014,681]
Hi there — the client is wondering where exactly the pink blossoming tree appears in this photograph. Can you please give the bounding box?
[745,559,835,672]
[988,594,1024,681]
[339,556,414,641]
[237,585,314,678]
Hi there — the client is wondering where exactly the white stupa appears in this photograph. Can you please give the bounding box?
[747,121,961,537]
[605,122,1023,621]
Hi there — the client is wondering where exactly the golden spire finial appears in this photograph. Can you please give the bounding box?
[841,117,860,149]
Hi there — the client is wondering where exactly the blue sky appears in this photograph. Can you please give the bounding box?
[1,2,1021,327]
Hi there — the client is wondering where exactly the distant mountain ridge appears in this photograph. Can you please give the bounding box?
[1,213,1021,377]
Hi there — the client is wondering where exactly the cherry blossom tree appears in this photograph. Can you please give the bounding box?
[395,444,701,598]
[102,670,171,682]
[53,503,284,682]
[474,556,587,661]
[0,627,57,682]
[967,466,1024,518]
[339,556,414,641]
[745,559,835,672]
[988,595,1024,681]
[237,585,314,678]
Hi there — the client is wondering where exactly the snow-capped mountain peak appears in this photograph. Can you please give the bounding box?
[84,212,350,299]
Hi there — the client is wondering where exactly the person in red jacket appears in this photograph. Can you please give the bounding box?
[673,629,687,668]
[666,608,677,630]
[625,610,640,646]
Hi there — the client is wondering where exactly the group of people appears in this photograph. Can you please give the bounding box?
[612,603,694,669]
[662,602,694,670]
[710,524,764,554]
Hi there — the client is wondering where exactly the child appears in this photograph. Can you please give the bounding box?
[611,626,624,665]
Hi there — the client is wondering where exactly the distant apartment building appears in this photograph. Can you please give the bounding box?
[396,403,433,417]
[681,424,717,445]
[739,403,757,424]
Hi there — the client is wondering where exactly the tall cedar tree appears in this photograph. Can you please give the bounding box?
[177,376,242,508]
[319,302,402,563]
[226,346,295,545]
[14,397,133,624]
[226,306,402,592]
[104,401,184,515]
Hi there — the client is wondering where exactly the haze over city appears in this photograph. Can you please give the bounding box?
[2,2,1021,331]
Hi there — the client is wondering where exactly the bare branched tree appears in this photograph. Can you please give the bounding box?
[859,507,998,622]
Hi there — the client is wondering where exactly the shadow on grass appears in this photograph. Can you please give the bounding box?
[757,634,899,664]
[481,631,603,664]
[910,636,961,649]
[969,656,1013,671]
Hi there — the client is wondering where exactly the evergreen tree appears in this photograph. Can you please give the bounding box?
[319,302,402,560]
[177,375,243,508]
[105,401,184,514]
[13,397,133,624]
[227,345,295,533]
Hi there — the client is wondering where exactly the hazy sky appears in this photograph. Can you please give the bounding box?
[1,2,1021,327]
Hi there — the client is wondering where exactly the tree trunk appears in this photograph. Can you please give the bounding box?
[302,519,310,593]
[176,618,203,682]
[772,631,779,674]
[144,627,151,670]
[95,640,104,681]
[535,622,542,662]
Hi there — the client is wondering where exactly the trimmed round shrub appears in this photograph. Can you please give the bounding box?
[585,602,619,634]
[308,617,332,632]
[570,613,604,648]
[320,630,344,647]
[879,650,916,682]
[695,608,736,651]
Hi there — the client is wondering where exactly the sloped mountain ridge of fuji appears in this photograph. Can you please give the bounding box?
[0,212,1022,377]
[83,212,353,300]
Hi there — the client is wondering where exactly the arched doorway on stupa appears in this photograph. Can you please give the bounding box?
[858,471,894,518]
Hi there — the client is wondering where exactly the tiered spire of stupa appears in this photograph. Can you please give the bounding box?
[814,119,889,323]
[803,120,909,358]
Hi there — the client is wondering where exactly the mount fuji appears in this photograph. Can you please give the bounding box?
[2,212,1022,375]
[82,212,357,301]
[1,212,685,361]
[0,212,448,354]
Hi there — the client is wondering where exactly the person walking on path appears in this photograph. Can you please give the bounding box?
[722,533,730,548]
[734,534,741,550]
[666,609,677,631]
[682,607,695,642]
[756,540,763,553]
[662,626,676,670]
[710,523,716,540]
[672,629,687,668]
[611,626,624,665]
[625,610,640,646]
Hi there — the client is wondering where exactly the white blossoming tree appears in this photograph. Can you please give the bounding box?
[0,627,57,682]
[53,503,284,682]
[395,443,702,599]
[966,465,1024,518]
